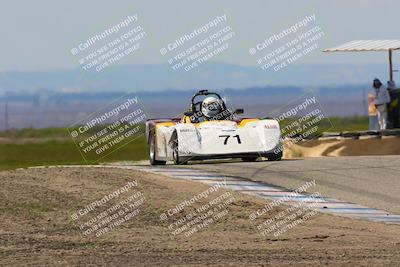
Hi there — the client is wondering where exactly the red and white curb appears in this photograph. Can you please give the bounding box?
[135,166,400,225]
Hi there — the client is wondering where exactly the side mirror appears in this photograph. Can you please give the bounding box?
[234,108,244,115]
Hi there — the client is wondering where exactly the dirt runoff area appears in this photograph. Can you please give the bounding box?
[0,167,400,266]
[284,137,400,158]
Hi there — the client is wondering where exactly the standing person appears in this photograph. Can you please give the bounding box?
[373,78,391,130]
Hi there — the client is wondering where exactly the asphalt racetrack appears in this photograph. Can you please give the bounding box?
[180,155,400,215]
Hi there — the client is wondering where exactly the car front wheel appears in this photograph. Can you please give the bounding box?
[172,135,188,165]
[267,151,282,161]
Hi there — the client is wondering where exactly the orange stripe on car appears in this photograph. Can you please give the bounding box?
[238,119,259,127]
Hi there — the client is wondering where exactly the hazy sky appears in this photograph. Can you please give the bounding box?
[1,0,399,71]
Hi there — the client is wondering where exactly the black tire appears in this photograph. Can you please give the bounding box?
[149,133,166,165]
[172,136,188,165]
[267,150,282,161]
[241,157,258,162]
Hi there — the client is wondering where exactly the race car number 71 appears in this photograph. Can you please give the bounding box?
[219,134,242,145]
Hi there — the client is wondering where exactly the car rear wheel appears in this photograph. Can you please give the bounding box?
[149,133,166,165]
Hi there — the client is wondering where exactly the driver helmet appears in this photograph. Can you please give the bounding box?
[202,96,223,118]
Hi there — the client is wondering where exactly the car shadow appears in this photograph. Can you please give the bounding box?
[185,158,303,165]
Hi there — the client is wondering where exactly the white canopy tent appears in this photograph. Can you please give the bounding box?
[323,40,400,82]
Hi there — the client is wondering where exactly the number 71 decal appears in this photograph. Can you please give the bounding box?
[219,134,241,145]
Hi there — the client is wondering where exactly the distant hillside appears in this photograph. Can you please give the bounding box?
[0,62,388,93]
[0,85,367,105]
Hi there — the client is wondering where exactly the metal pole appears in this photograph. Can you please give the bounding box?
[389,49,393,82]
[5,101,9,131]
[362,87,367,115]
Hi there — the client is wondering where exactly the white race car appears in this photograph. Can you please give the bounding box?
[146,90,282,165]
